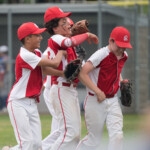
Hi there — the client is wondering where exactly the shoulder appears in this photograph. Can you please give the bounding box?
[89,46,110,60]
[20,47,31,58]
[50,35,67,47]
[20,47,41,61]
[87,46,110,67]
[51,34,66,41]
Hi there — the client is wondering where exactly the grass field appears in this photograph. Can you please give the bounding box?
[0,113,140,149]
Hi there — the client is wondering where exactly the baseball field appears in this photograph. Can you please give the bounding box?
[0,113,140,149]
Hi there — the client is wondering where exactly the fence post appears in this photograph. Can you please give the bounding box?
[98,0,102,48]
[148,0,150,101]
[7,9,13,91]
[134,4,140,113]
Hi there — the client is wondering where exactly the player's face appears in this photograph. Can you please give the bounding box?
[109,39,126,56]
[28,34,43,50]
[56,17,72,36]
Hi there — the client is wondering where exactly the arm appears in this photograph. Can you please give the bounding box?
[38,50,67,68]
[61,33,99,49]
[120,74,123,82]
[42,66,64,76]
[79,61,106,103]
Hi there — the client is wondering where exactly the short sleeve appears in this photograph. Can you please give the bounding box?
[52,34,66,47]
[88,48,108,68]
[20,48,41,70]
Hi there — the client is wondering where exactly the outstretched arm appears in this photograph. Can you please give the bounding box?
[79,61,106,103]
[61,33,99,49]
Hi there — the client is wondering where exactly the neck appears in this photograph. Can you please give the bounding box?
[114,51,123,56]
[23,45,35,53]
[108,45,124,60]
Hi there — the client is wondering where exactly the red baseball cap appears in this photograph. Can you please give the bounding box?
[110,27,132,49]
[44,7,72,23]
[17,22,46,40]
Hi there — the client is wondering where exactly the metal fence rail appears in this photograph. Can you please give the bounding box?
[0,2,149,113]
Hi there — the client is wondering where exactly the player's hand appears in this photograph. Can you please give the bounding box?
[87,32,99,44]
[95,90,106,103]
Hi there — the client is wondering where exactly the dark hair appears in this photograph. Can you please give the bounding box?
[110,39,115,43]
[20,34,33,44]
[20,38,25,44]
[44,18,61,35]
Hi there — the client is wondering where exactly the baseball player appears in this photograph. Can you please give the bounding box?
[2,22,66,150]
[41,17,86,150]
[42,17,81,150]
[41,7,99,150]
[76,27,132,150]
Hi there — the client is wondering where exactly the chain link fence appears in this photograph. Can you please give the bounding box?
[0,1,149,113]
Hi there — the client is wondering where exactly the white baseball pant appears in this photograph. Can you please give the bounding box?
[7,98,42,150]
[76,94,123,150]
[50,82,81,150]
[43,87,59,132]
[42,87,60,150]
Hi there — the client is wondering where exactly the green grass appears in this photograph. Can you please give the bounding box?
[0,113,140,148]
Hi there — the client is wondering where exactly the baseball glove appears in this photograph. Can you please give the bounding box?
[64,59,82,82]
[75,45,86,60]
[71,20,89,36]
[120,79,132,107]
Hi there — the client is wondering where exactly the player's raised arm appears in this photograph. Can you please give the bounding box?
[61,33,99,49]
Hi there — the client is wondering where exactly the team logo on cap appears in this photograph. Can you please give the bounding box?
[59,8,64,12]
[124,35,128,42]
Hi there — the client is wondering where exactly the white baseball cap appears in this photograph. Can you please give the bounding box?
[0,45,8,53]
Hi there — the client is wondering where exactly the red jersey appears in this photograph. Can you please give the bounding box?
[87,46,128,97]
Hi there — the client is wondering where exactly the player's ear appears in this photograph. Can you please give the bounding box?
[108,38,111,44]
[109,38,114,44]
[24,35,32,43]
[53,27,58,33]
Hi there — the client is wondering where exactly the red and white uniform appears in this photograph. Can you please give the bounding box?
[48,34,79,84]
[8,47,42,102]
[7,47,42,150]
[42,34,81,150]
[76,46,128,150]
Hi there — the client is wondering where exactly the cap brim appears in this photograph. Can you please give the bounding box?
[59,12,72,18]
[32,28,46,34]
[116,41,132,49]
